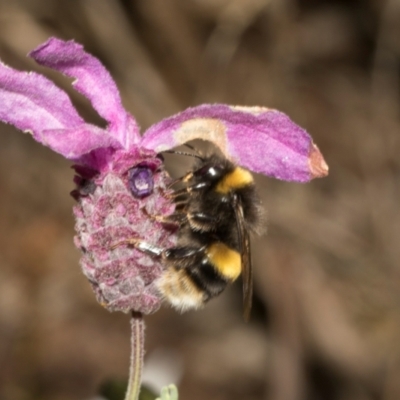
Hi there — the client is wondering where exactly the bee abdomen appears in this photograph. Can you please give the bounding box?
[206,242,241,281]
[186,259,229,299]
[157,268,205,312]
[157,242,241,312]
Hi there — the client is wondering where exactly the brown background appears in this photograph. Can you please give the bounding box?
[1,1,400,399]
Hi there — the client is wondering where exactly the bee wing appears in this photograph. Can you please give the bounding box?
[233,194,253,321]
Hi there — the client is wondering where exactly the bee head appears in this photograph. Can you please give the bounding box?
[193,163,226,182]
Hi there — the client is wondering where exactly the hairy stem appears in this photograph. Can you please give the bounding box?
[124,311,145,400]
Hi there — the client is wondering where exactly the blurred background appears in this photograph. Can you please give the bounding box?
[0,0,400,399]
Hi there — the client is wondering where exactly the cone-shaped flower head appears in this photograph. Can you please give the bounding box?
[0,38,328,314]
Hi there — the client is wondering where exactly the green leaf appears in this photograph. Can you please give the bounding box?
[155,385,179,400]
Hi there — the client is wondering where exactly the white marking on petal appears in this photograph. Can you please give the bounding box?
[173,118,228,157]
[229,105,273,115]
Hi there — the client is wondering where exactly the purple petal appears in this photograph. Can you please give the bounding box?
[29,38,140,149]
[39,124,123,159]
[0,61,83,138]
[141,104,328,182]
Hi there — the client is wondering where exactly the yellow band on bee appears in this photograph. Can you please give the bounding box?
[207,242,241,281]
[215,167,253,194]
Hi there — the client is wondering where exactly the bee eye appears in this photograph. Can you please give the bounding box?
[128,166,154,198]
[208,166,221,177]
[195,164,224,180]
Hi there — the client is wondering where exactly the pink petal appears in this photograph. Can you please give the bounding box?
[141,104,328,182]
[29,37,140,149]
[0,61,83,138]
[39,124,123,160]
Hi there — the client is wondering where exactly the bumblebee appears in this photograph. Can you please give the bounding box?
[117,151,264,319]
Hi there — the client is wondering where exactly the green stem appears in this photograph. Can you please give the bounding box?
[124,311,145,400]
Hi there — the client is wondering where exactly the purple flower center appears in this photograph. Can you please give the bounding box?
[128,166,154,198]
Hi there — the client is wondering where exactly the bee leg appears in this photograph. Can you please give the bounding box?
[111,238,164,257]
[145,208,216,231]
[167,181,210,199]
[141,207,188,227]
[151,212,188,226]
[143,210,216,231]
[174,199,189,210]
[111,238,205,262]
[163,246,206,262]
[187,212,217,232]
[168,171,194,188]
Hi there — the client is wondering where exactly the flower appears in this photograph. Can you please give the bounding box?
[0,37,328,315]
